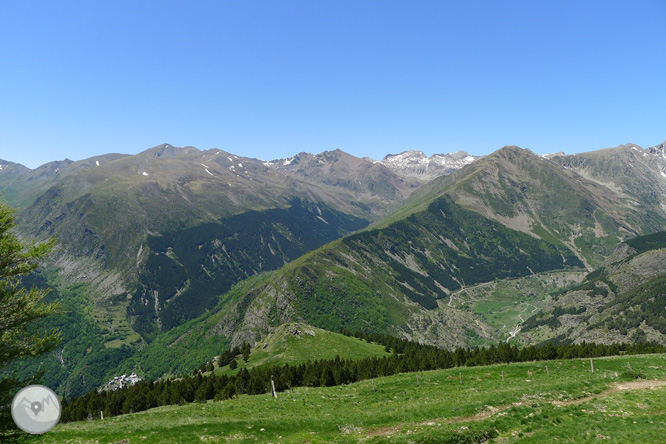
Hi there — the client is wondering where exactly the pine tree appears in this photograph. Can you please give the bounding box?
[241,343,251,362]
[320,364,336,387]
[0,202,59,442]
[219,350,233,366]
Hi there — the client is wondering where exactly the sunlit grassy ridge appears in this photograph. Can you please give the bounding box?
[47,353,666,443]
[215,323,390,376]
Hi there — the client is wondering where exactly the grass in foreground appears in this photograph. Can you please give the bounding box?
[46,353,666,443]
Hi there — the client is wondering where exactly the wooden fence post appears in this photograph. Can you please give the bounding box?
[501,370,505,382]
[271,375,278,399]
[546,365,550,377]
[417,374,420,386]
[590,358,594,373]
[459,372,463,385]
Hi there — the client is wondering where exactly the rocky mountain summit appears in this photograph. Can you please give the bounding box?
[377,150,480,180]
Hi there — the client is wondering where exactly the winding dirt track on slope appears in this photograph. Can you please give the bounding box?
[363,380,666,438]
[550,379,666,407]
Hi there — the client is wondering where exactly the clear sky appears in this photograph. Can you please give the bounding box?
[1,1,665,169]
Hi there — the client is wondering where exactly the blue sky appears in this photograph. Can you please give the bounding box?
[1,1,665,168]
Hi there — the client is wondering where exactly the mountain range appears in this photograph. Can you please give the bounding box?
[2,140,666,397]
[376,150,480,181]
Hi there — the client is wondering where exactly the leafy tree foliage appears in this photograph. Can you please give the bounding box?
[0,202,59,442]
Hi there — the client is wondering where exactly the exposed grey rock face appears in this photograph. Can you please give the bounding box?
[520,232,666,346]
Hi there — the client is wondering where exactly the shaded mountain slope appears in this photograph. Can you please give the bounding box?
[206,196,582,348]
[129,199,368,340]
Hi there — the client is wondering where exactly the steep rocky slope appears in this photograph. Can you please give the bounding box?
[549,141,666,232]
[521,231,666,345]
[268,149,420,210]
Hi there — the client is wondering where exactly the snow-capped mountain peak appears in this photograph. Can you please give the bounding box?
[378,150,480,180]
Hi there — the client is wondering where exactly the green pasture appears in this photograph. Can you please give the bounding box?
[45,353,666,443]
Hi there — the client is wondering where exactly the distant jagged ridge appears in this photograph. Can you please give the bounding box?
[377,150,480,180]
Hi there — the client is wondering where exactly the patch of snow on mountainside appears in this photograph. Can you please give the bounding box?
[542,152,566,159]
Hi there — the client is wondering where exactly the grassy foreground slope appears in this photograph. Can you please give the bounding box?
[48,353,666,443]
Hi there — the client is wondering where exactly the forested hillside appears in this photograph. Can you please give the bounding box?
[522,231,666,345]
[130,199,368,340]
[209,195,582,348]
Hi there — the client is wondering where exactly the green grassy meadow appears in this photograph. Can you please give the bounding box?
[46,353,666,443]
[215,324,390,376]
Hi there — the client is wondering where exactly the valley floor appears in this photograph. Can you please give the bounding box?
[46,354,666,443]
